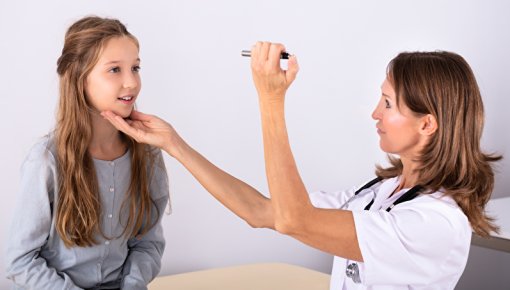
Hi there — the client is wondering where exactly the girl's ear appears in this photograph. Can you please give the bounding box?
[420,114,438,136]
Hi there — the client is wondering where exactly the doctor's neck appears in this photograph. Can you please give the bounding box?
[397,156,421,191]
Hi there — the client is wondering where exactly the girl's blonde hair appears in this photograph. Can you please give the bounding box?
[55,16,158,247]
[376,51,502,237]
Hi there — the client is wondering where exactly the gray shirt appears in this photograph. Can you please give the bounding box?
[5,136,171,290]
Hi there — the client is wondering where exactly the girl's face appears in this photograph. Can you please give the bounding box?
[85,36,141,118]
[371,78,425,158]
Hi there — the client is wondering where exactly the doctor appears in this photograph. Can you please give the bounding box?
[102,42,501,289]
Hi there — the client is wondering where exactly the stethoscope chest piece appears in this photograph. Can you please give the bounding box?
[346,262,361,283]
[343,177,424,284]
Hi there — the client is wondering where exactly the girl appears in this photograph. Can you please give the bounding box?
[5,16,169,290]
[102,43,501,289]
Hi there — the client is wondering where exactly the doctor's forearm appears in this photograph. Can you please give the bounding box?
[259,102,312,232]
[172,139,275,229]
[258,102,363,261]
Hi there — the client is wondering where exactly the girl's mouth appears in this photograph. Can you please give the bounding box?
[117,96,134,104]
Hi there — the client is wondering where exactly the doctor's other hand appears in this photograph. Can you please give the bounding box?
[250,41,299,106]
[101,110,183,157]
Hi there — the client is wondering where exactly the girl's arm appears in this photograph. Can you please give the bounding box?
[102,111,274,229]
[121,195,168,290]
[5,140,83,289]
[121,150,168,289]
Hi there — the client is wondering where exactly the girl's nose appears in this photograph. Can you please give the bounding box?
[123,72,139,89]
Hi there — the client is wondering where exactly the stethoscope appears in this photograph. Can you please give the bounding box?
[343,177,423,284]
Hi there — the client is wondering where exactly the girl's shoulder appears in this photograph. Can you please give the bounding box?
[24,134,57,166]
[20,134,59,201]
[146,147,170,201]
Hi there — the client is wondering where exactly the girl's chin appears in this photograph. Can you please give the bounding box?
[110,108,133,118]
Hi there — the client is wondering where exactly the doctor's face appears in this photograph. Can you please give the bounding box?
[371,78,423,158]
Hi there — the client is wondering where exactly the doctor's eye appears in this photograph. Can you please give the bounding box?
[132,65,141,72]
[385,99,391,108]
[109,67,121,73]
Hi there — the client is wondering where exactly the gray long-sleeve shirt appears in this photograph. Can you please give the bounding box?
[5,135,171,290]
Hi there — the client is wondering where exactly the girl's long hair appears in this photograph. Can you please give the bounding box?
[55,16,158,247]
[376,51,502,237]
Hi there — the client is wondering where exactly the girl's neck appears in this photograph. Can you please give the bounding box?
[88,112,127,161]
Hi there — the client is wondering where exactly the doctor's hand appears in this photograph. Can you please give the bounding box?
[101,110,183,158]
[250,41,299,106]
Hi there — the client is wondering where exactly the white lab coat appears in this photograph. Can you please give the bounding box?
[309,176,471,290]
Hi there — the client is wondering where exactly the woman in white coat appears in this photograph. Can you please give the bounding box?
[102,42,501,289]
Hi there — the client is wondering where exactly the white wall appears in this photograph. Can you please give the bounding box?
[1,0,509,289]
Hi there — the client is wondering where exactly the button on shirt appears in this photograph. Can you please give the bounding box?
[309,177,471,290]
[5,136,171,290]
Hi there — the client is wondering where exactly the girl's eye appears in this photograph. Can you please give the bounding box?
[385,99,391,108]
[132,65,141,72]
[109,67,121,73]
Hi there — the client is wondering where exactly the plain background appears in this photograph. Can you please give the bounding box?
[1,0,509,289]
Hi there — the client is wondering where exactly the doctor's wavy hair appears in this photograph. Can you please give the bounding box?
[55,16,160,247]
[375,51,502,237]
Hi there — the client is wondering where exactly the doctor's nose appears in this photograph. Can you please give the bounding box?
[371,105,381,120]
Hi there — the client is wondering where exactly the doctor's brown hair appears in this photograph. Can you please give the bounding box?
[55,16,160,247]
[376,51,502,237]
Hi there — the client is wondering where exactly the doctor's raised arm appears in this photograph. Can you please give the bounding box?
[250,42,363,261]
[102,41,501,289]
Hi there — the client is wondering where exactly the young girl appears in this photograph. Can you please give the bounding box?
[5,16,169,290]
[102,43,501,289]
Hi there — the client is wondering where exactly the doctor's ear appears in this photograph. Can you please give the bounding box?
[419,114,438,136]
